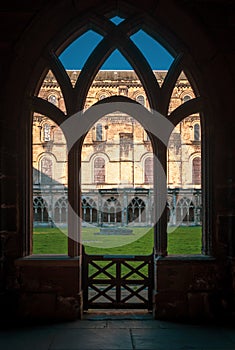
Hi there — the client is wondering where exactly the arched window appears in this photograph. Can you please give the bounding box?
[192,157,201,185]
[82,197,97,223]
[176,197,194,225]
[94,157,105,183]
[43,123,51,142]
[48,94,58,106]
[144,156,153,183]
[102,197,122,224]
[96,123,103,141]
[136,95,145,106]
[29,7,207,259]
[194,123,200,141]
[127,197,146,223]
[183,95,191,103]
[54,197,68,223]
[40,156,53,183]
[99,94,107,100]
[33,197,49,223]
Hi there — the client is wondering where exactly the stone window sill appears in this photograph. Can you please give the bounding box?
[15,254,80,267]
[155,255,215,263]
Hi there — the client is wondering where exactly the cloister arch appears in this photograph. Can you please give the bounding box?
[26,5,208,258]
[54,197,68,224]
[33,197,49,224]
[82,197,98,224]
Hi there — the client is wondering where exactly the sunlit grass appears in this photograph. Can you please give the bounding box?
[33,226,202,255]
[33,227,68,254]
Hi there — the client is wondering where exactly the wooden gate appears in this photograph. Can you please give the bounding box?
[83,253,153,310]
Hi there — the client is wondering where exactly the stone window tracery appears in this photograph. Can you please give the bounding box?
[176,197,194,224]
[102,197,122,223]
[54,197,68,223]
[33,196,49,223]
[127,197,146,223]
[82,197,97,223]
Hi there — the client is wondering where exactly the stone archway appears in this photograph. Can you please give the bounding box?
[12,1,223,321]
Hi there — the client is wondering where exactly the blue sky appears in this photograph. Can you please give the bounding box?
[59,17,174,71]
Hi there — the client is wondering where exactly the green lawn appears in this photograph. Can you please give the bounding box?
[33,226,202,255]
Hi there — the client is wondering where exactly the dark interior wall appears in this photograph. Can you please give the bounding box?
[0,0,235,322]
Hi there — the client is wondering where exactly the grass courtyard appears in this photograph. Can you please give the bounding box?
[33,226,202,255]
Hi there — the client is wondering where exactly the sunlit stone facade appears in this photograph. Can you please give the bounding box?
[33,70,202,226]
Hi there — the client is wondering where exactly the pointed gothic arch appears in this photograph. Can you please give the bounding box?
[23,3,208,260]
[127,197,146,224]
[176,197,195,225]
[82,197,98,224]
[54,196,68,223]
[33,196,49,224]
[102,197,122,224]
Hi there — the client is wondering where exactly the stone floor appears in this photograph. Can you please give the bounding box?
[1,311,235,350]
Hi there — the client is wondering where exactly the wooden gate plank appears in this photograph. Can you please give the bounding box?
[83,253,153,310]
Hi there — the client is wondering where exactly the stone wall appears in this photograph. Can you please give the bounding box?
[15,257,82,321]
[154,256,232,321]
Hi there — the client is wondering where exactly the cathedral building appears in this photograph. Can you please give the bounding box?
[33,70,202,227]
